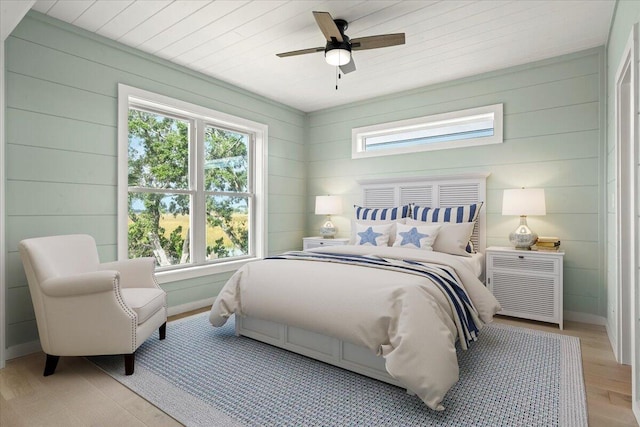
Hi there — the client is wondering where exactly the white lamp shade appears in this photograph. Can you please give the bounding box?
[325,48,351,66]
[502,188,546,216]
[315,195,343,215]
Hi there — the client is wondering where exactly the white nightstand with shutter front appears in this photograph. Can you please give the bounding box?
[303,237,350,250]
[485,246,564,329]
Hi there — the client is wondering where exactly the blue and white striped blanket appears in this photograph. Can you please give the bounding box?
[267,251,481,350]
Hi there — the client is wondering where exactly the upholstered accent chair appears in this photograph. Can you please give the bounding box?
[19,234,167,376]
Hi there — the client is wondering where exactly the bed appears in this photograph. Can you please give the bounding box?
[209,173,501,411]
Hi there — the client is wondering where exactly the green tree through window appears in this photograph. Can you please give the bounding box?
[127,108,251,267]
[204,126,249,259]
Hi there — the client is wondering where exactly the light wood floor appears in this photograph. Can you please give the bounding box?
[0,309,637,427]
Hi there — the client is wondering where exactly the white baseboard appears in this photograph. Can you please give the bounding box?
[167,297,215,317]
[6,339,42,360]
[564,310,608,326]
[605,321,620,362]
[634,401,639,426]
[5,298,215,361]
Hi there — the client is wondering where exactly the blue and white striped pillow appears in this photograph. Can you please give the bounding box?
[411,202,483,254]
[354,205,410,221]
[412,203,482,223]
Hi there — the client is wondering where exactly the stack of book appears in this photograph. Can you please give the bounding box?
[532,236,561,251]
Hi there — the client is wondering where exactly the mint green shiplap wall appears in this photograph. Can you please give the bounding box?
[4,12,306,348]
[306,48,606,318]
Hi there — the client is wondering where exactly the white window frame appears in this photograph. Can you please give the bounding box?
[117,84,268,283]
[352,103,503,159]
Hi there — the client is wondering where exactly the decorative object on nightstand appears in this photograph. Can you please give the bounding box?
[303,237,350,250]
[531,236,561,251]
[502,188,546,250]
[485,246,564,329]
[315,195,343,238]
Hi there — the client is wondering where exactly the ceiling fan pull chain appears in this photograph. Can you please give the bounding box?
[335,66,339,90]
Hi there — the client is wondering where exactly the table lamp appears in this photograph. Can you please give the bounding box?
[502,188,546,249]
[315,195,343,238]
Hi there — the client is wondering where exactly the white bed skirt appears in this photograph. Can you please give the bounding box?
[236,314,407,390]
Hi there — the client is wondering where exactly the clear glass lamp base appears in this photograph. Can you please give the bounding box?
[509,216,537,250]
[320,219,336,238]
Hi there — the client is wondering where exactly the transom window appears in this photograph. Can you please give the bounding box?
[118,85,267,282]
[352,104,503,158]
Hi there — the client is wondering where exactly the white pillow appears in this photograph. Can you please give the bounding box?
[406,218,475,257]
[351,218,406,245]
[392,223,441,250]
[355,222,393,247]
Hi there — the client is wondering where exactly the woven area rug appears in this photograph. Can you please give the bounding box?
[90,313,587,427]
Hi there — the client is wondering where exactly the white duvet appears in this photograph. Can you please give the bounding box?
[209,245,501,410]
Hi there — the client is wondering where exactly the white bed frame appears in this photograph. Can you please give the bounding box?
[236,173,489,389]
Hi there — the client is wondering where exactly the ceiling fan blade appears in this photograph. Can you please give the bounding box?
[340,58,356,74]
[313,11,343,42]
[276,46,325,58]
[351,33,405,51]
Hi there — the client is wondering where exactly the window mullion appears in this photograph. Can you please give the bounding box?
[248,134,255,257]
[193,118,206,264]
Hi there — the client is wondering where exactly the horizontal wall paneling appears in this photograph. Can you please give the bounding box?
[4,14,306,350]
[306,48,605,318]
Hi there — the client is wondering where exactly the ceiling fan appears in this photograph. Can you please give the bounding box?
[276,11,406,75]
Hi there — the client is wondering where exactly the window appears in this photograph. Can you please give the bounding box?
[352,104,503,159]
[118,85,267,282]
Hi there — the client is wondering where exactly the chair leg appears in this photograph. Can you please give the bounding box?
[124,352,135,375]
[43,354,59,376]
[159,322,166,340]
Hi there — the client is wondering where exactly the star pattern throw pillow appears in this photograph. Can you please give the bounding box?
[355,222,393,246]
[392,222,441,250]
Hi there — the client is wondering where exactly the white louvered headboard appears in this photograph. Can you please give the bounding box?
[357,173,489,252]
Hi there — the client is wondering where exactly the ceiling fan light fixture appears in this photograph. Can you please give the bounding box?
[325,47,351,66]
[275,11,405,77]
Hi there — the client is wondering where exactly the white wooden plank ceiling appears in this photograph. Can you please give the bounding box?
[30,0,615,112]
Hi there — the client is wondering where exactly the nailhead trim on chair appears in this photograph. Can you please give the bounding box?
[111,273,138,351]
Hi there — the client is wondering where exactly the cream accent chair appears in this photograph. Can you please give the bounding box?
[19,234,167,376]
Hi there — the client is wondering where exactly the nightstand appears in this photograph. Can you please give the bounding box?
[302,237,350,250]
[485,246,564,329]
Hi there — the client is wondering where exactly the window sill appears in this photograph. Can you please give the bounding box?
[155,258,257,284]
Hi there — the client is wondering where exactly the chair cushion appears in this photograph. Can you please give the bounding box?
[121,288,166,325]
